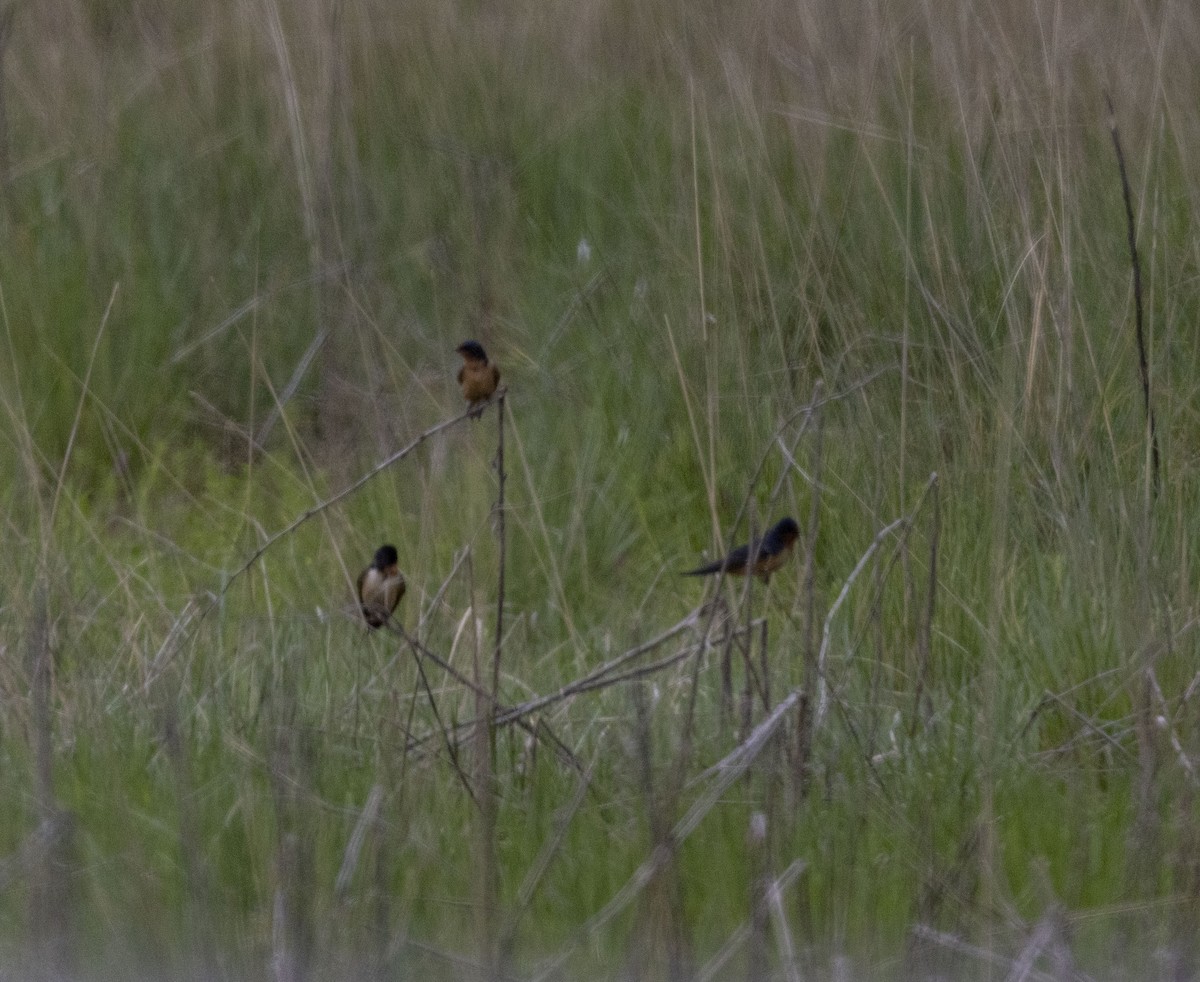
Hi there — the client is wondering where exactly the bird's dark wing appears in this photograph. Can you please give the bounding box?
[682,542,751,576]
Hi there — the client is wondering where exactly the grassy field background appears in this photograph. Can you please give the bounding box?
[3,0,1200,978]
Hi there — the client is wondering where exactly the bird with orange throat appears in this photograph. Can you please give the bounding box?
[456,340,500,418]
[682,517,801,581]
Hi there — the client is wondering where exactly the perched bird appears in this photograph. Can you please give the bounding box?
[357,544,406,629]
[682,517,801,581]
[456,340,500,417]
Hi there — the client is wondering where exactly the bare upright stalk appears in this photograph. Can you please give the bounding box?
[867,435,886,758]
[492,392,507,753]
[474,391,508,979]
[758,618,770,715]
[1103,91,1160,500]
[910,473,940,734]
[469,550,499,982]
[720,615,734,726]
[740,542,756,739]
[795,403,825,797]
[1104,96,1168,947]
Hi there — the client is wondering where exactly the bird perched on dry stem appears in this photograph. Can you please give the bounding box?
[456,339,500,418]
[682,517,801,581]
[357,544,406,628]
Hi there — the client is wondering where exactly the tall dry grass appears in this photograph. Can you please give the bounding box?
[2,0,1200,978]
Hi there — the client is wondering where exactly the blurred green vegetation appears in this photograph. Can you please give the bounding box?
[3,0,1200,978]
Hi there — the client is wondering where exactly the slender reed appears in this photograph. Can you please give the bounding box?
[1103,91,1159,500]
[468,548,499,982]
[910,473,940,734]
[795,396,824,797]
[492,391,507,758]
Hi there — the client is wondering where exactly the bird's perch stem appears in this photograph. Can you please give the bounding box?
[492,390,507,761]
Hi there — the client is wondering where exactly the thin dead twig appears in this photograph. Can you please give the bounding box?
[814,516,907,731]
[490,609,705,728]
[815,473,940,734]
[218,397,502,603]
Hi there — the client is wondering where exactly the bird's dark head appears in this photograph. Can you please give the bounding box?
[456,340,488,362]
[772,517,801,544]
[373,544,399,570]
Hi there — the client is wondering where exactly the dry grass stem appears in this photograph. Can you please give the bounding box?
[1103,91,1159,500]
[693,859,807,982]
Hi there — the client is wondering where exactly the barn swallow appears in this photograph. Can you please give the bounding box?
[357,544,406,628]
[682,517,801,581]
[456,340,500,417]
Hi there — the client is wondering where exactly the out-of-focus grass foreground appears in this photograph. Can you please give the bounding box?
[3,0,1200,979]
